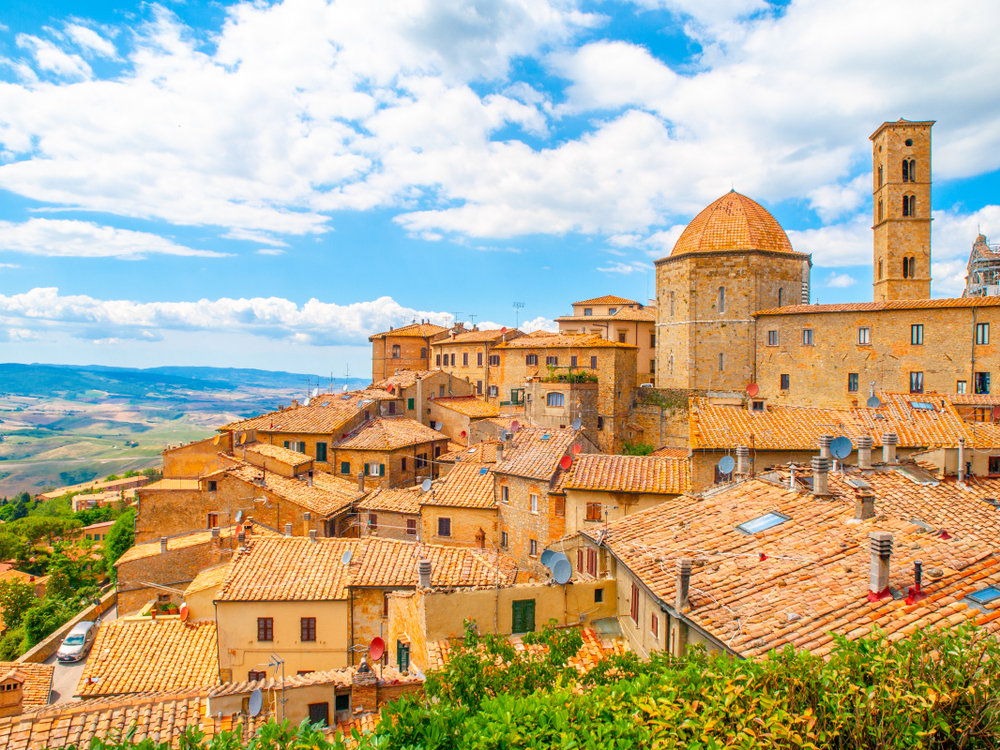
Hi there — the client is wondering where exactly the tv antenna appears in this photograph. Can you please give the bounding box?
[513,302,525,328]
[450,312,463,326]
[468,313,477,326]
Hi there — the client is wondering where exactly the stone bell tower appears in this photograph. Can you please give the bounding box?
[871,119,934,301]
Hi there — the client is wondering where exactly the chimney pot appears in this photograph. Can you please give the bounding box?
[882,432,898,464]
[418,559,432,589]
[868,531,894,600]
[238,531,246,548]
[211,527,221,539]
[811,456,830,496]
[957,438,966,481]
[357,471,365,493]
[818,434,833,459]
[674,559,692,611]
[309,529,317,543]
[854,488,876,520]
[284,523,293,537]
[159,537,168,554]
[496,443,504,463]
[857,435,873,469]
[735,445,750,475]
[303,511,311,522]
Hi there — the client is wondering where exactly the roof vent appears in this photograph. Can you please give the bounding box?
[882,432,898,464]
[867,531,893,602]
[309,529,317,543]
[418,559,432,589]
[159,537,168,554]
[856,435,873,470]
[284,523,293,537]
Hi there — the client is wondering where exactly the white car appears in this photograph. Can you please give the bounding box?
[56,621,97,663]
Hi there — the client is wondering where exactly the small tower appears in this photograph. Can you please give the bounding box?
[871,119,934,301]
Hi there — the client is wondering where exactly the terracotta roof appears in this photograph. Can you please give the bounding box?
[208,664,418,698]
[650,446,689,458]
[369,322,448,340]
[586,478,1000,659]
[666,191,795,259]
[426,626,628,672]
[223,397,360,434]
[217,537,517,602]
[334,417,447,451]
[78,620,218,697]
[754,295,1000,316]
[690,392,972,451]
[242,442,312,466]
[434,329,521,345]
[946,393,1000,407]
[372,370,437,389]
[431,398,500,419]
[115,525,244,567]
[557,307,655,324]
[184,564,232,597]
[564,455,689,495]
[494,428,581,480]
[491,332,635,350]
[439,440,501,464]
[475,416,535,431]
[424,463,496,509]
[0,662,52,709]
[224,463,361,517]
[357,487,421,515]
[572,295,641,306]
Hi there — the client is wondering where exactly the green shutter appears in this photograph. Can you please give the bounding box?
[364,464,370,476]
[512,600,535,634]
[397,641,410,672]
[407,398,415,410]
[316,442,327,462]
[380,464,385,476]
[283,441,290,449]
[341,462,350,475]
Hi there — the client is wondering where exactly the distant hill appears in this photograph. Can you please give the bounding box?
[0,363,369,399]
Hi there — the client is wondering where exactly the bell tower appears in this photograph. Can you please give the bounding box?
[871,119,934,301]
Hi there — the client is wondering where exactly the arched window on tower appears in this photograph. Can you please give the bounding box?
[718,287,725,313]
[903,195,916,217]
[878,260,883,280]
[902,159,909,182]
[908,257,916,278]
[903,258,909,279]
[878,199,883,222]
[778,288,783,307]
[878,164,883,187]
[908,160,915,182]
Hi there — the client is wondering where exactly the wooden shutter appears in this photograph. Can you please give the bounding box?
[577,548,584,572]
[630,583,639,624]
[512,600,536,634]
[587,548,597,576]
[379,464,385,476]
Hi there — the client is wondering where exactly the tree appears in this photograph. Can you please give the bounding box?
[7,516,80,545]
[104,509,135,579]
[0,579,36,629]
[22,599,73,647]
[46,545,99,601]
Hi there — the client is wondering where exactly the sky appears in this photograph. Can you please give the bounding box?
[2,0,1000,378]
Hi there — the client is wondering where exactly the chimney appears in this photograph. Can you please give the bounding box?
[788,464,796,490]
[309,529,317,543]
[735,445,749,475]
[211,527,221,540]
[957,438,966,481]
[882,432,898,464]
[357,471,365,493]
[417,559,432,589]
[854,488,875,520]
[674,559,692,611]
[303,511,311,522]
[818,434,833,460]
[238,531,246,548]
[868,531,893,601]
[284,523,293,537]
[291,399,299,409]
[159,537,168,554]
[857,435,873,470]
[307,471,314,487]
[475,527,486,549]
[496,443,504,464]
[504,431,514,451]
[811,456,830,496]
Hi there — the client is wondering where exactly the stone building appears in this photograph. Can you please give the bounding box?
[556,295,657,385]
[354,487,421,540]
[368,321,451,382]
[372,369,475,427]
[426,396,500,446]
[430,328,523,396]
[330,417,450,490]
[419,461,498,549]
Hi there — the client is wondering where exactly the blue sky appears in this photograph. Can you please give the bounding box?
[2,0,1000,377]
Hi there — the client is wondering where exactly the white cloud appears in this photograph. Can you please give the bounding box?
[787,214,869,267]
[222,229,290,247]
[65,24,118,58]
[0,287,455,346]
[0,218,228,258]
[825,272,856,288]
[15,34,92,80]
[256,248,285,255]
[0,263,19,269]
[807,174,869,223]
[932,259,968,297]
[0,327,36,342]
[520,316,558,333]
[597,260,654,274]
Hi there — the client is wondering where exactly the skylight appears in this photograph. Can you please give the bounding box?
[736,512,790,535]
[910,401,936,411]
[967,586,1000,605]
[846,478,871,489]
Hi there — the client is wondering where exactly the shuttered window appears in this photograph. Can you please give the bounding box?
[630,583,639,624]
[511,599,536,634]
[257,617,273,641]
[587,548,598,576]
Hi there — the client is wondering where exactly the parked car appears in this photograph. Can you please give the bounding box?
[56,621,97,663]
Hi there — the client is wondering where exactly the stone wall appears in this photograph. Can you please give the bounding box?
[116,535,232,614]
[420,505,497,548]
[629,388,699,448]
[162,436,233,478]
[372,335,432,383]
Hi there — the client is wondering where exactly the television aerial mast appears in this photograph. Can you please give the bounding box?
[513,302,525,328]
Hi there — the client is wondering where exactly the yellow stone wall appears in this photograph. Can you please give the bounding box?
[372,335,432,382]
[420,504,498,548]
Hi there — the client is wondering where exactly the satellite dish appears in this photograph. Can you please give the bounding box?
[572,443,582,455]
[718,455,735,474]
[501,327,507,332]
[549,551,569,569]
[460,430,467,438]
[992,405,1000,421]
[434,421,442,430]
[179,604,189,622]
[235,510,243,523]
[357,400,364,409]
[500,430,512,441]
[746,383,759,397]
[303,398,311,407]
[341,385,348,393]
[571,418,582,431]
[369,637,385,661]
[386,384,394,393]
[213,435,221,446]
[559,455,572,470]
[421,478,432,492]
[552,558,572,584]
[867,396,882,409]
[830,436,853,459]
[510,420,520,432]
[540,548,556,567]
[341,549,353,565]
[312,387,319,397]
[239,434,247,445]
[248,688,263,717]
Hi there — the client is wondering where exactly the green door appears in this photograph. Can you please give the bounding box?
[511,599,535,634]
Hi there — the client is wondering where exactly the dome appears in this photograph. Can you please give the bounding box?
[670,191,794,257]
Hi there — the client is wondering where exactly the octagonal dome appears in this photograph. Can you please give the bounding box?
[670,191,794,257]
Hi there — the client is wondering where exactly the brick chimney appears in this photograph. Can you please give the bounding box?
[811,456,830,496]
[159,537,168,554]
[857,435,873,470]
[818,434,833,460]
[735,445,749,475]
[284,523,293,537]
[882,432,898,464]
[417,559,432,589]
[357,471,365,493]
[854,487,876,520]
[674,558,692,611]
[351,663,378,713]
[867,531,893,601]
[495,443,504,463]
[309,529,317,543]
[475,527,486,549]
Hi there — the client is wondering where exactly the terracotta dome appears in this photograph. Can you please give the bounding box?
[670,191,794,257]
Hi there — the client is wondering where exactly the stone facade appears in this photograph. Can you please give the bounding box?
[496,474,565,576]
[430,329,523,397]
[523,381,597,436]
[420,504,497,548]
[369,322,450,382]
[332,442,448,491]
[162,436,234,478]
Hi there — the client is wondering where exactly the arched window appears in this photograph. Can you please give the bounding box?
[902,258,909,279]
[910,195,916,216]
[391,344,401,358]
[908,257,916,278]
[420,347,427,359]
[903,195,915,217]
[878,260,883,280]
[878,164,883,187]
[908,159,915,182]
[718,353,725,372]
[902,159,909,182]
[718,286,725,313]
[778,288,783,307]
[878,199,883,222]
[546,392,564,407]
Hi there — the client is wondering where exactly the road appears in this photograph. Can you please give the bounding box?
[45,605,117,704]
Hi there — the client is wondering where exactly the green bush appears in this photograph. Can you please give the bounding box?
[103,508,136,579]
[621,440,655,455]
[0,579,36,629]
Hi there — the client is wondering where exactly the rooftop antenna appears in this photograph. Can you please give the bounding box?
[469,313,477,326]
[513,302,525,328]
[450,312,463,326]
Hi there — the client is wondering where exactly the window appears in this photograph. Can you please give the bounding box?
[718,353,725,371]
[477,352,483,366]
[416,453,427,469]
[488,385,498,397]
[420,347,427,359]
[530,494,538,514]
[595,588,604,603]
[407,397,414,411]
[437,517,451,537]
[905,138,913,146]
[501,531,508,548]
[618,332,627,343]
[650,359,656,373]
[718,286,725,313]
[878,163,883,187]
[858,327,871,345]
[651,613,659,638]
[767,330,778,346]
[630,583,639,624]
[977,323,990,345]
[903,194,916,217]
[584,308,593,316]
[545,356,558,366]
[439,385,446,397]
[463,353,469,366]
[910,372,924,394]
[435,354,441,366]
[476,380,482,395]
[529,539,538,556]
[976,372,991,394]
[990,457,1000,475]
[489,354,500,366]
[257,617,273,642]
[778,288,783,307]
[248,670,267,681]
[341,461,351,476]
[365,462,384,476]
[878,199,883,223]
[553,496,565,516]
[335,694,350,713]
[609,308,617,315]
[903,158,915,182]
[597,415,604,430]
[391,345,400,358]
[903,256,916,278]
[526,354,538,365]
[316,442,327,462]
[848,373,859,392]
[650,333,655,347]
[406,518,417,536]
[780,374,790,390]
[397,641,410,672]
[910,324,924,345]
[207,513,219,529]
[546,392,564,407]
[512,599,536,634]
[207,480,217,492]
[587,548,597,576]
[387,401,396,415]
[967,586,1000,606]
[368,513,378,532]
[571,355,578,367]
[308,703,329,727]
[802,329,813,346]
[752,400,764,411]
[501,485,509,503]
[878,258,883,278]
[590,356,597,369]
[669,291,675,318]
[383,593,390,618]
[301,617,316,642]
[450,354,456,366]
[736,512,790,535]
[957,380,968,394]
